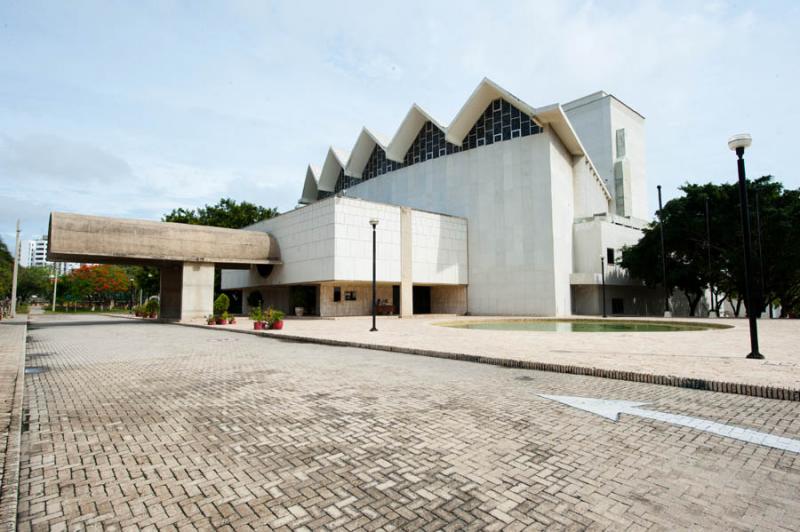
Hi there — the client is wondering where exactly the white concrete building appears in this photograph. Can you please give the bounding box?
[222,79,661,317]
[24,236,79,275]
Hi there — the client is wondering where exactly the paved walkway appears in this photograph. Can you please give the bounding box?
[0,315,27,529]
[17,314,800,530]
[193,315,800,393]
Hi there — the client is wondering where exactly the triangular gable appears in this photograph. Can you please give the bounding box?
[445,78,538,146]
[298,165,320,204]
[345,127,390,178]
[386,104,448,162]
[317,147,350,192]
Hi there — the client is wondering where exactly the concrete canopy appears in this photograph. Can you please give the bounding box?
[48,212,281,268]
[48,211,282,322]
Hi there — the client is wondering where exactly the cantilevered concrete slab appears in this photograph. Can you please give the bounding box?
[48,212,281,321]
[48,212,280,267]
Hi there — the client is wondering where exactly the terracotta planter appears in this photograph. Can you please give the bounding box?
[216,318,227,325]
[270,320,284,330]
[253,321,264,330]
[149,312,157,319]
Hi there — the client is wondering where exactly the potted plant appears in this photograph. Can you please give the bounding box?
[290,289,305,317]
[206,314,215,325]
[250,307,264,330]
[144,299,159,319]
[267,308,285,330]
[214,294,230,325]
[228,313,237,325]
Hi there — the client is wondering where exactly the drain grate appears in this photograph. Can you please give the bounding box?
[24,366,46,374]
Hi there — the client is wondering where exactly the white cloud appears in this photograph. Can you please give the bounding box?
[0,0,797,244]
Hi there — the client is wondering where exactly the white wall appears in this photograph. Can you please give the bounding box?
[609,98,648,220]
[332,199,401,282]
[221,199,336,290]
[341,132,562,315]
[572,217,644,278]
[411,210,468,285]
[549,133,576,316]
[565,93,648,221]
[564,96,614,201]
[221,197,468,290]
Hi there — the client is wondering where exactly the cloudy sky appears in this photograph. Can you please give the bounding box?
[1,0,798,247]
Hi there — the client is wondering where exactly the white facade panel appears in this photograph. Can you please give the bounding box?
[221,197,468,291]
[337,132,563,315]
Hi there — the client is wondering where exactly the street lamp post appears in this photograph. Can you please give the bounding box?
[10,220,20,318]
[51,263,59,312]
[657,186,671,317]
[705,196,715,317]
[600,256,607,318]
[369,219,379,332]
[728,133,763,359]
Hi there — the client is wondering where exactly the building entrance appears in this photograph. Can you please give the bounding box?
[413,286,431,314]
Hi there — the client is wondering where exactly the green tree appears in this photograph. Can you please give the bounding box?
[125,265,160,301]
[163,198,278,295]
[163,198,277,229]
[0,238,13,298]
[17,266,53,301]
[621,176,800,318]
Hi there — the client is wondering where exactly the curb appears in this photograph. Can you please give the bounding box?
[112,315,800,402]
[0,316,28,531]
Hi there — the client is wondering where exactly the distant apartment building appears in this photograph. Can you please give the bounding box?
[24,236,80,275]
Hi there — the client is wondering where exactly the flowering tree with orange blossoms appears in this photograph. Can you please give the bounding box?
[61,265,131,305]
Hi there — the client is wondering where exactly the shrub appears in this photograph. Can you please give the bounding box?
[213,293,230,316]
[249,307,263,322]
[144,298,159,315]
[267,308,285,326]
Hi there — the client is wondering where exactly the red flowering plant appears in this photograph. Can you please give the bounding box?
[64,265,131,308]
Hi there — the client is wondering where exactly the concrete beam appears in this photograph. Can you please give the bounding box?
[48,212,280,267]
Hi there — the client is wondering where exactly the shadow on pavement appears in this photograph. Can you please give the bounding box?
[28,318,150,329]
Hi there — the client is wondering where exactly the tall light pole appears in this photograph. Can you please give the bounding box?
[51,262,59,312]
[705,196,715,317]
[657,186,670,317]
[10,220,20,318]
[728,133,763,359]
[369,218,379,332]
[600,256,607,318]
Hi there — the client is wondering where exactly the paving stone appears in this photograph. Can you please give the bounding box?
[14,314,800,530]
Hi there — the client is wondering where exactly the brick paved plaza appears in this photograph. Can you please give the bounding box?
[13,314,800,530]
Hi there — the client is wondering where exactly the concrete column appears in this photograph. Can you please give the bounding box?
[181,262,215,321]
[400,207,413,317]
[159,264,182,320]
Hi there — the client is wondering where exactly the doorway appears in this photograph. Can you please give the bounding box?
[392,285,400,315]
[413,286,431,314]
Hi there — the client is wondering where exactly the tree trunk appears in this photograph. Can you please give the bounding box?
[686,292,702,317]
[733,298,742,318]
[714,293,728,316]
